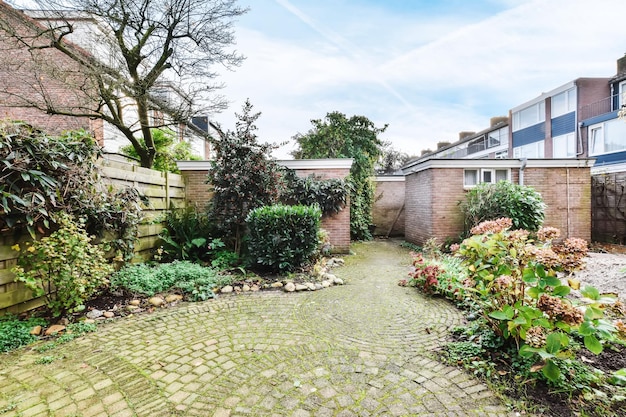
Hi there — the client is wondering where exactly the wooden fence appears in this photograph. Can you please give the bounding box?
[592,173,626,244]
[0,155,186,314]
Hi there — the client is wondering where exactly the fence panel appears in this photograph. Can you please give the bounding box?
[0,155,185,314]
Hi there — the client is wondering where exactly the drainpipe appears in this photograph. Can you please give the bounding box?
[577,122,584,156]
[519,158,527,185]
[566,168,571,237]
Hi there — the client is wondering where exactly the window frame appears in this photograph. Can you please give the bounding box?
[551,88,576,118]
[512,102,546,131]
[464,168,510,188]
[553,133,576,158]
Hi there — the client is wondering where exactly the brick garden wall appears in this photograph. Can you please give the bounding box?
[403,160,593,246]
[177,159,353,253]
[372,177,405,237]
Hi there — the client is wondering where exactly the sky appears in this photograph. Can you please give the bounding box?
[210,0,626,159]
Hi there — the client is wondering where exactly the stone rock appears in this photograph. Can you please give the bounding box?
[251,285,260,292]
[148,296,165,307]
[165,294,183,303]
[271,282,284,288]
[103,311,115,319]
[314,283,324,290]
[30,325,42,336]
[321,280,331,288]
[295,284,308,291]
[234,286,242,292]
[221,285,233,294]
[45,324,66,336]
[84,319,95,324]
[126,305,139,312]
[129,299,141,306]
[242,284,251,292]
[305,282,316,291]
[334,278,344,285]
[284,282,296,292]
[86,309,104,320]
[322,273,337,282]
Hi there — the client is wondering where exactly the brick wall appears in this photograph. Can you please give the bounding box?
[372,177,405,237]
[0,2,96,136]
[177,159,353,253]
[404,170,433,244]
[403,160,593,246]
[523,167,591,241]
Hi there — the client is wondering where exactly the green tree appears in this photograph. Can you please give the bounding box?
[207,100,282,254]
[292,112,387,240]
[121,129,201,173]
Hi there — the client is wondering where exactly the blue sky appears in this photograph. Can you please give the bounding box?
[212,0,626,159]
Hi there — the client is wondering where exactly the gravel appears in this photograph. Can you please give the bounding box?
[570,252,626,300]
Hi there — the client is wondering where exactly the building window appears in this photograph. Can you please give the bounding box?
[513,141,545,158]
[464,168,509,187]
[495,150,508,159]
[589,120,626,156]
[513,102,545,131]
[551,88,576,118]
[553,133,576,158]
[620,80,626,109]
[488,126,507,148]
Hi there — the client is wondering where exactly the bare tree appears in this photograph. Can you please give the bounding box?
[0,0,246,167]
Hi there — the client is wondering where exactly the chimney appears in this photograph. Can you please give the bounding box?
[459,131,475,140]
[618,54,626,75]
[437,141,451,149]
[490,116,508,127]
[421,149,432,156]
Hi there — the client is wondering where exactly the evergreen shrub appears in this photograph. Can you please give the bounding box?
[246,204,321,273]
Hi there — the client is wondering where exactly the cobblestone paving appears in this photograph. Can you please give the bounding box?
[0,240,516,416]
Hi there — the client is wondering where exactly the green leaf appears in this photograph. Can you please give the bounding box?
[545,332,563,354]
[526,286,541,299]
[581,286,600,300]
[488,310,511,320]
[584,335,603,354]
[544,276,561,287]
[552,285,571,297]
[191,238,207,248]
[522,268,538,284]
[542,359,561,382]
[578,321,594,336]
[519,344,538,358]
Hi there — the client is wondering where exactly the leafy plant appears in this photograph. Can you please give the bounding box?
[207,100,283,254]
[0,120,144,258]
[246,204,322,273]
[280,170,350,216]
[12,213,113,317]
[159,207,217,261]
[109,261,232,299]
[460,181,546,233]
[454,218,620,384]
[0,314,46,353]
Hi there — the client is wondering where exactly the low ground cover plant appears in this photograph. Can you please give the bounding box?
[0,315,46,353]
[109,261,233,301]
[405,219,626,415]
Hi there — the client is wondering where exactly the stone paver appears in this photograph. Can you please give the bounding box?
[0,240,516,416]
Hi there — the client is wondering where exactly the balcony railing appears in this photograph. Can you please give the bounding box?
[579,94,622,121]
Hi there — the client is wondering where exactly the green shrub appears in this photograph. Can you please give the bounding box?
[460,181,545,232]
[0,315,46,353]
[454,218,619,385]
[246,204,321,273]
[12,213,113,317]
[280,170,349,216]
[109,261,231,299]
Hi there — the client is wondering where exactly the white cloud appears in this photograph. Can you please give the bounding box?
[212,0,626,159]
